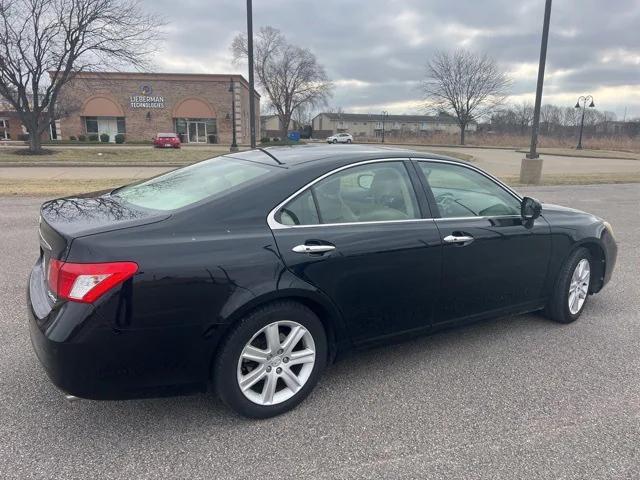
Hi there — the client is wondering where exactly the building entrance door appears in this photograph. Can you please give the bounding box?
[187,121,207,143]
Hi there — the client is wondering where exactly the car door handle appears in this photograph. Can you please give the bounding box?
[292,244,336,254]
[443,234,474,245]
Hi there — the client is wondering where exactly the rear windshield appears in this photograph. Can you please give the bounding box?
[113,157,274,211]
[157,133,177,138]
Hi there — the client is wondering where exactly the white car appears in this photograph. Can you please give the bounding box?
[327,133,353,144]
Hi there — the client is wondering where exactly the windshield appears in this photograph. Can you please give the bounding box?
[113,157,274,211]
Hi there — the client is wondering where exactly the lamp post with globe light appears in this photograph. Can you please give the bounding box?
[575,95,595,150]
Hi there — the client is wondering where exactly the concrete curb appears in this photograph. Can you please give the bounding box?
[514,149,639,161]
[353,141,517,150]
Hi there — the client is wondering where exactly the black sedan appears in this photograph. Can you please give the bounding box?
[28,145,617,418]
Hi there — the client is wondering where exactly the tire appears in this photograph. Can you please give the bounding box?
[332,139,337,144]
[347,139,352,144]
[214,301,327,418]
[544,247,592,323]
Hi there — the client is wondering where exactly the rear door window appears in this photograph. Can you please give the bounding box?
[275,161,421,225]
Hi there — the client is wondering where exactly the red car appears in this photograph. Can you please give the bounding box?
[153,132,181,148]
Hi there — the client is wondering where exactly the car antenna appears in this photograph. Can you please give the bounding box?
[257,148,284,165]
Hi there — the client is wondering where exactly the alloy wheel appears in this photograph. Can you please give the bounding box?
[237,320,316,406]
[568,258,590,315]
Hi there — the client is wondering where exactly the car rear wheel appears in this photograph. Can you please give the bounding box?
[544,247,592,323]
[214,301,327,418]
[347,139,352,144]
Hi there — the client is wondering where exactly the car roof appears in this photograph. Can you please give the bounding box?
[227,144,463,170]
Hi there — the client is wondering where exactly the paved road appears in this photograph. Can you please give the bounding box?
[0,184,638,479]
[409,146,640,177]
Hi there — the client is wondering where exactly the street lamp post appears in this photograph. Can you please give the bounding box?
[575,95,595,150]
[229,78,238,152]
[381,110,388,143]
[246,0,256,148]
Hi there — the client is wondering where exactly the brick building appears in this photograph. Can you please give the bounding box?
[55,72,260,144]
[0,98,29,141]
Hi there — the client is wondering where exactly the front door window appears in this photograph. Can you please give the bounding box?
[418,162,521,218]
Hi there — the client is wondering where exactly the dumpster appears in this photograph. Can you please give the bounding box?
[287,131,301,142]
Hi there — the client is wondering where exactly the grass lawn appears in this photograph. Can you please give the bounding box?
[0,145,475,165]
[0,146,234,165]
[0,178,135,196]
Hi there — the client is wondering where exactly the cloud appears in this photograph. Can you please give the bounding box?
[142,0,640,118]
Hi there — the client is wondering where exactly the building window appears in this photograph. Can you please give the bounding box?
[85,116,125,135]
[0,118,9,139]
[85,116,98,133]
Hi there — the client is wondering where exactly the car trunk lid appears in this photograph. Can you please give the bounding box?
[39,192,170,262]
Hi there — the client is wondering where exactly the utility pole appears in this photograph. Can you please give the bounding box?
[519,0,552,184]
[246,0,257,148]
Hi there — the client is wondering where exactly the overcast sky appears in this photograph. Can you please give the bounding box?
[144,0,640,119]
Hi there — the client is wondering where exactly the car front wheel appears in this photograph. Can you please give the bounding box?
[332,139,337,143]
[544,247,592,323]
[214,301,327,418]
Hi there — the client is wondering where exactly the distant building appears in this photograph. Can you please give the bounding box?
[311,112,476,138]
[260,114,300,138]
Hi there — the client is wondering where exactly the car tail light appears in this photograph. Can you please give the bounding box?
[47,260,138,303]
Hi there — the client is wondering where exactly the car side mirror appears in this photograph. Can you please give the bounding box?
[521,196,542,220]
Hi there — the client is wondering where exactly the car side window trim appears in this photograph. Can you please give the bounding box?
[411,158,523,219]
[267,158,432,229]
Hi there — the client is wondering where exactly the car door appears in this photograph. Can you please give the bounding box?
[269,159,442,345]
[414,159,551,324]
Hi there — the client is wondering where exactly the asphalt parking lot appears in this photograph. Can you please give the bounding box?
[0,183,638,479]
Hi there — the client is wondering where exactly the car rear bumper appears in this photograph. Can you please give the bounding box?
[27,263,212,400]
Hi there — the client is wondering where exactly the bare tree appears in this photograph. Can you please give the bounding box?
[561,106,580,128]
[540,104,561,135]
[422,49,511,145]
[291,103,313,127]
[232,26,332,140]
[513,101,534,135]
[0,0,163,153]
